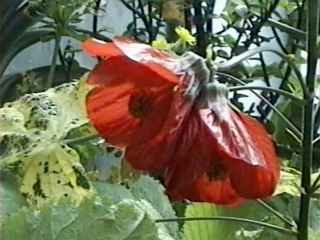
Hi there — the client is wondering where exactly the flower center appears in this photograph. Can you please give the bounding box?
[128,90,153,118]
[209,161,228,181]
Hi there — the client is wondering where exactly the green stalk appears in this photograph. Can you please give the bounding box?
[218,72,303,140]
[297,0,318,239]
[193,0,207,57]
[155,217,297,236]
[64,134,99,145]
[46,35,61,88]
[93,0,101,34]
[266,17,306,41]
[313,136,320,144]
[229,85,304,103]
[256,199,296,228]
[311,173,320,192]
[217,47,308,97]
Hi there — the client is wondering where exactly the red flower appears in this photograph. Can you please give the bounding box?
[165,107,279,205]
[82,38,280,205]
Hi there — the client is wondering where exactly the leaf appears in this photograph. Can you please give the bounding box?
[91,176,179,238]
[182,202,294,240]
[93,181,134,203]
[85,143,125,182]
[310,200,320,233]
[0,171,27,220]
[135,200,176,240]
[130,176,179,238]
[270,98,302,148]
[0,196,175,240]
[20,143,90,206]
[183,203,239,240]
[0,78,92,206]
[311,231,320,240]
[273,168,301,197]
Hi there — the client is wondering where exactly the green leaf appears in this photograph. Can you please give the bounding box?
[270,95,303,148]
[130,176,179,238]
[0,78,92,206]
[93,181,134,203]
[0,171,27,220]
[273,168,301,197]
[91,176,179,238]
[182,202,294,240]
[183,203,240,240]
[20,143,90,206]
[311,231,320,240]
[0,196,175,240]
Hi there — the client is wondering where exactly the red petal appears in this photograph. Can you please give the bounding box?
[83,38,181,146]
[86,57,177,89]
[200,106,280,199]
[163,110,244,206]
[82,38,122,60]
[165,111,215,193]
[82,38,179,86]
[187,175,244,206]
[125,92,194,171]
[199,107,266,168]
[86,83,173,147]
[113,37,181,83]
[226,114,280,199]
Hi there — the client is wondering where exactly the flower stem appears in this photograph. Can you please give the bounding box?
[265,17,306,41]
[93,0,101,34]
[256,199,296,228]
[217,47,308,97]
[217,72,303,141]
[46,35,61,88]
[313,135,320,144]
[298,0,318,239]
[311,173,320,192]
[229,85,304,103]
[155,217,297,236]
[193,0,207,57]
[64,134,100,145]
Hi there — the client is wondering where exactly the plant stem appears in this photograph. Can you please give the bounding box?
[271,27,289,54]
[314,102,320,138]
[184,6,192,31]
[297,0,318,239]
[256,199,296,227]
[218,72,303,140]
[311,173,320,192]
[228,85,304,103]
[206,0,215,33]
[259,52,270,86]
[76,28,111,42]
[265,18,306,41]
[64,134,100,145]
[137,0,153,43]
[155,217,297,236]
[262,0,306,119]
[313,136,320,144]
[132,0,138,37]
[246,0,280,46]
[93,0,101,34]
[120,0,152,42]
[46,35,61,88]
[217,47,307,97]
[193,0,206,57]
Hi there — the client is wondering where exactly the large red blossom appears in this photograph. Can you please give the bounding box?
[82,37,280,205]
